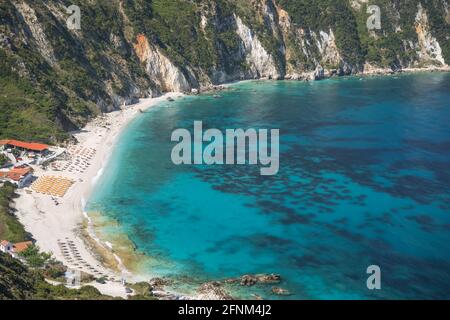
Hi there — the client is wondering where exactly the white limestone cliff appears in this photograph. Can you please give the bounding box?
[133,34,191,92]
[235,15,281,79]
[415,4,447,66]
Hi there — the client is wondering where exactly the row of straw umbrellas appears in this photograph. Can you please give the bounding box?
[31,176,74,197]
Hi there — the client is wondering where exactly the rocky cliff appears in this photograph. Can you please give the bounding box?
[0,0,449,142]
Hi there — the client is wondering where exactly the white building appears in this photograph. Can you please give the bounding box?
[0,240,13,253]
[0,166,34,188]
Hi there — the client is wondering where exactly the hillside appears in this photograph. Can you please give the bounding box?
[0,182,29,243]
[0,0,449,143]
[0,251,36,299]
[0,251,114,300]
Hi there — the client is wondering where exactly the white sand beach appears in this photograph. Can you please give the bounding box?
[13,92,184,297]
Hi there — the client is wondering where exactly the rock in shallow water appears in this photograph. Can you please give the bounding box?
[226,273,282,286]
[271,287,292,296]
[196,281,233,300]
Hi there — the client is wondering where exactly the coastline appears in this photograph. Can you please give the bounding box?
[13,92,184,297]
[357,64,450,77]
[10,66,450,298]
[210,65,450,92]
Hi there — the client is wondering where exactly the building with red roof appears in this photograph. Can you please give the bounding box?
[0,240,33,259]
[12,241,33,254]
[0,166,34,188]
[0,139,49,152]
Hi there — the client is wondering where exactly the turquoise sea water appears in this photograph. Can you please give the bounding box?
[88,73,450,299]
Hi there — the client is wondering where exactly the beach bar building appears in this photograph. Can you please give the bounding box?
[0,139,49,154]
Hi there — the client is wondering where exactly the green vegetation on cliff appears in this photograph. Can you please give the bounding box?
[0,0,153,143]
[0,48,69,143]
[0,182,29,243]
[0,251,114,300]
[124,0,244,75]
[278,0,364,67]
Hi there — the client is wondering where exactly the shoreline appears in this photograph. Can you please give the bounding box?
[13,92,184,297]
[11,67,449,298]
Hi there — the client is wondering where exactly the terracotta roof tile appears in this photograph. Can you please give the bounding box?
[13,241,33,253]
[7,140,49,152]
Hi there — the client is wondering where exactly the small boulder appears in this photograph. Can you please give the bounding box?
[223,278,238,284]
[148,277,170,289]
[197,281,233,300]
[256,273,281,284]
[240,274,258,286]
[271,287,292,296]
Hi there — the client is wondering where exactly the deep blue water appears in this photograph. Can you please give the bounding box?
[88,73,450,299]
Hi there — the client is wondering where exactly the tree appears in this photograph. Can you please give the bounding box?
[0,153,9,166]
[19,245,53,268]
